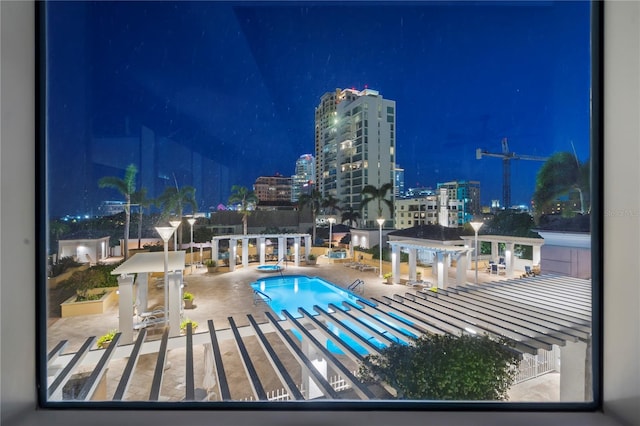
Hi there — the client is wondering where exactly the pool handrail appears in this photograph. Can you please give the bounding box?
[253,289,272,305]
[347,279,365,293]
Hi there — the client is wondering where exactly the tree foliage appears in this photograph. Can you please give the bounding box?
[98,164,137,259]
[533,152,590,219]
[360,183,393,225]
[358,333,520,400]
[297,189,323,244]
[228,185,257,235]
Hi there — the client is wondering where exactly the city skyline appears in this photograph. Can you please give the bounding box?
[45,1,591,217]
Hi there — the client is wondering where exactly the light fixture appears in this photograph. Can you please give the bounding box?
[187,218,196,273]
[156,226,176,327]
[169,220,181,252]
[377,218,385,279]
[470,221,483,285]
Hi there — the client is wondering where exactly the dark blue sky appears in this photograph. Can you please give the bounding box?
[45,1,591,217]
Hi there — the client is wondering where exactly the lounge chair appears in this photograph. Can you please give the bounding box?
[359,264,376,273]
[406,280,428,289]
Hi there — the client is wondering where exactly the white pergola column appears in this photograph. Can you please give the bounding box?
[491,241,499,261]
[505,242,515,278]
[294,237,300,266]
[532,244,541,266]
[259,237,266,265]
[134,272,149,315]
[432,252,438,280]
[408,248,417,281]
[391,245,401,284]
[305,235,312,260]
[442,252,450,288]
[436,252,445,288]
[229,238,237,272]
[560,340,588,401]
[211,238,219,265]
[278,237,285,262]
[301,338,326,399]
[168,271,183,337]
[455,251,469,286]
[117,274,134,344]
[242,237,249,268]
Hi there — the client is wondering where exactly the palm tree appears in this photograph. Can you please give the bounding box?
[131,187,154,249]
[98,164,137,260]
[341,205,361,228]
[533,152,590,219]
[360,182,394,226]
[228,185,258,235]
[156,184,197,247]
[298,189,323,243]
[321,194,342,216]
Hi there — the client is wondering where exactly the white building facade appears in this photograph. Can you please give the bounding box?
[291,153,315,203]
[315,88,396,228]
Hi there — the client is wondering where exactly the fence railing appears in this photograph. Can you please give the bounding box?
[515,345,560,384]
[243,372,355,401]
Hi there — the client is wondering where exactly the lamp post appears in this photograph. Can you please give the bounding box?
[377,218,385,278]
[155,226,176,327]
[169,220,181,251]
[328,217,336,254]
[187,218,196,273]
[470,221,483,284]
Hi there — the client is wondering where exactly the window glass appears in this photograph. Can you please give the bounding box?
[41,0,597,409]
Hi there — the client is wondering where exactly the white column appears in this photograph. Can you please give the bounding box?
[229,239,237,272]
[305,236,312,260]
[302,337,326,399]
[505,242,515,278]
[259,237,266,265]
[278,237,285,261]
[212,238,219,266]
[560,340,588,401]
[491,241,499,262]
[391,245,401,284]
[117,274,134,344]
[135,272,149,315]
[294,237,300,266]
[532,245,541,266]
[408,248,417,281]
[436,252,445,288]
[168,271,183,337]
[455,251,469,286]
[242,237,249,268]
[442,253,450,289]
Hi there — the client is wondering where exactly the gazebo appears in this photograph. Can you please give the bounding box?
[111,251,186,343]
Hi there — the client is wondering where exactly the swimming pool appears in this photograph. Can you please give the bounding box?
[256,264,282,273]
[250,275,415,355]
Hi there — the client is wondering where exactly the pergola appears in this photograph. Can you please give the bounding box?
[111,251,186,343]
[211,233,312,271]
[388,240,473,287]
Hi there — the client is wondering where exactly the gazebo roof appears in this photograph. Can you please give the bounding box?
[111,251,186,275]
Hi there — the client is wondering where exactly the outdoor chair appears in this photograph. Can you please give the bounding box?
[491,263,498,275]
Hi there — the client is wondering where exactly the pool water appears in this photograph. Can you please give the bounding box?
[256,264,282,273]
[251,275,413,355]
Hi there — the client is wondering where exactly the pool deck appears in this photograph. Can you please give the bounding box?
[46,258,558,402]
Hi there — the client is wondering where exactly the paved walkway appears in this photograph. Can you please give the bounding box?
[46,258,558,402]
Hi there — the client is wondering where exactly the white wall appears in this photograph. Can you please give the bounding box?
[1,2,638,426]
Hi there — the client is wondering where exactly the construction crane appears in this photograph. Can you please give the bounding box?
[476,138,548,209]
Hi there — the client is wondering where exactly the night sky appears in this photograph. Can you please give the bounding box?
[45,1,592,217]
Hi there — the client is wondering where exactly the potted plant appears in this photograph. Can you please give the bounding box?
[306,253,317,265]
[180,318,198,334]
[383,272,393,284]
[205,259,218,273]
[97,329,117,349]
[183,291,195,309]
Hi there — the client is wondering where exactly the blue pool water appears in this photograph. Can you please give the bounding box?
[251,275,414,355]
[256,264,282,273]
[327,250,348,259]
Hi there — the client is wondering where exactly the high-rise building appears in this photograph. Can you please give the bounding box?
[253,174,293,205]
[437,180,481,223]
[394,166,405,198]
[291,154,315,203]
[315,88,396,227]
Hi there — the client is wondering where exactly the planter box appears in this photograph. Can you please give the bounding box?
[61,290,117,317]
